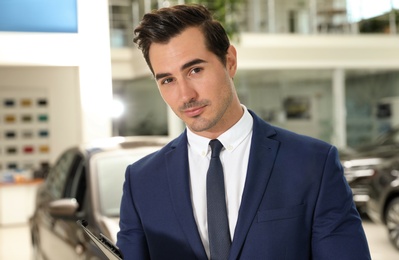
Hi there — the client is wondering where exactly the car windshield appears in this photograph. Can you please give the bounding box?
[93,146,161,217]
[375,127,399,145]
[354,127,399,151]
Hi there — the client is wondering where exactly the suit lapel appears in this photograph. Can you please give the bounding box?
[229,113,280,259]
[165,133,208,260]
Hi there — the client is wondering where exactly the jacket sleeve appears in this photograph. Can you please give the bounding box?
[116,165,150,260]
[311,146,371,259]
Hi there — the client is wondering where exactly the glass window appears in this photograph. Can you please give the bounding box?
[94,146,162,216]
[345,69,399,147]
[118,0,399,35]
[235,69,334,142]
[109,1,134,47]
[113,78,168,136]
[65,162,86,211]
[46,149,80,199]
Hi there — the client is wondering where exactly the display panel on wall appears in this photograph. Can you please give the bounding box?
[0,0,77,33]
[0,89,50,174]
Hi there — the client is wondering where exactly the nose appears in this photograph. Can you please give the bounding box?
[178,79,197,104]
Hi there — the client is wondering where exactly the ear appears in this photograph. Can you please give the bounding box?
[226,45,237,78]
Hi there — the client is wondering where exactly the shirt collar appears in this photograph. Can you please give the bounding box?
[187,105,253,157]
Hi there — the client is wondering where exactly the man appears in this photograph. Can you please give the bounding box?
[117,4,371,260]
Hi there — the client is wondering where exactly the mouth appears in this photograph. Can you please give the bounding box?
[183,105,206,117]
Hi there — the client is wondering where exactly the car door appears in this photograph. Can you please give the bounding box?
[36,148,86,260]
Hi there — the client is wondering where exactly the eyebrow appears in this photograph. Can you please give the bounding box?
[155,58,207,81]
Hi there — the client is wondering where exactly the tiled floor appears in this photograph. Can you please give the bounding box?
[0,224,32,260]
[362,218,399,260]
[0,218,399,259]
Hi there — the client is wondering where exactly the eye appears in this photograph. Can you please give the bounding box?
[161,77,174,85]
[189,67,203,76]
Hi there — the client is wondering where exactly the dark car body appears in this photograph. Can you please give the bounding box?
[30,136,169,260]
[366,157,399,250]
[340,126,399,213]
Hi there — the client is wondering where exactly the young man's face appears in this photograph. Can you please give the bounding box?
[149,26,241,138]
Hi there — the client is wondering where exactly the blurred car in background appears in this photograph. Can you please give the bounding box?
[340,126,399,213]
[352,126,399,158]
[366,157,399,250]
[341,154,382,213]
[30,136,169,260]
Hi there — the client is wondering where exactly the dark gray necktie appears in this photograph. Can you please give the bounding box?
[207,139,231,260]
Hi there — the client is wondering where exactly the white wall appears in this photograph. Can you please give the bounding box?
[0,0,113,164]
[235,34,399,69]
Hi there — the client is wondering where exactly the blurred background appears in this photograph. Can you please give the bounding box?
[1,0,399,259]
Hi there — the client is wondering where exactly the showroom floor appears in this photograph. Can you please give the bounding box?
[0,217,399,259]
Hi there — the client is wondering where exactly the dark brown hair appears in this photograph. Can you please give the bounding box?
[133,4,230,74]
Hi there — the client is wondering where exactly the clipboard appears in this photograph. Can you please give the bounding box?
[77,219,123,260]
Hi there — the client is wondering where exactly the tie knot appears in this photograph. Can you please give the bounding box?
[209,139,223,158]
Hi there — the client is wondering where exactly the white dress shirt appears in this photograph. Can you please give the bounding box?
[186,105,253,258]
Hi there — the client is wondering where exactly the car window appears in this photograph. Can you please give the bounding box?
[377,128,399,145]
[46,149,82,199]
[65,160,86,211]
[392,129,399,144]
[93,147,161,217]
[64,154,83,195]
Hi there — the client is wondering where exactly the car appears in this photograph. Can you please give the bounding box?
[340,126,399,213]
[341,154,383,213]
[29,136,169,260]
[351,126,399,158]
[366,156,399,251]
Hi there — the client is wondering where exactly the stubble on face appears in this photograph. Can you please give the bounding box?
[180,77,234,134]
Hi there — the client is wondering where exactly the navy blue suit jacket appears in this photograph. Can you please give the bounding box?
[117,111,370,259]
